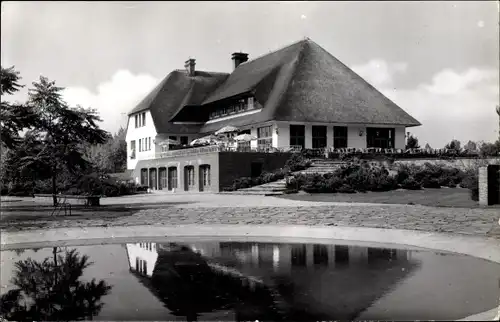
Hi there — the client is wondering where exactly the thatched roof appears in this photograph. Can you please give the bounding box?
[128,38,420,135]
[128,70,228,133]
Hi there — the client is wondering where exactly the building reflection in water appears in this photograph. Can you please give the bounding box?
[126,241,420,321]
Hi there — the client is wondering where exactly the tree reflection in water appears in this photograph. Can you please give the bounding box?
[0,247,112,321]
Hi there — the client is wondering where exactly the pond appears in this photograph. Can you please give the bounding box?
[1,240,499,321]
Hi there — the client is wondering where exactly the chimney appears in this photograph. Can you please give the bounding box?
[231,52,249,70]
[184,58,196,76]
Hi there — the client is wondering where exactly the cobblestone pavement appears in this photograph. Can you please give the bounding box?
[2,195,499,239]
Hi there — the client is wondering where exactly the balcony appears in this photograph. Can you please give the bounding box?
[148,144,303,160]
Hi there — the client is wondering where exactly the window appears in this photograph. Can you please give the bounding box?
[139,139,142,152]
[208,97,254,120]
[168,167,178,190]
[291,244,306,266]
[368,248,397,263]
[289,125,305,149]
[168,136,177,149]
[312,126,327,149]
[200,165,211,187]
[257,125,273,150]
[135,112,146,127]
[248,97,254,109]
[148,137,151,151]
[180,136,188,145]
[313,245,329,265]
[334,126,348,149]
[367,128,395,149]
[335,245,349,265]
[130,140,136,159]
[184,166,195,190]
[140,168,148,185]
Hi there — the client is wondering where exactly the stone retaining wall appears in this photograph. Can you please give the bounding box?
[392,157,500,171]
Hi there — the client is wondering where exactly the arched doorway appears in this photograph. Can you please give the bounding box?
[149,168,157,190]
[184,166,195,191]
[199,165,211,192]
[168,167,178,191]
[158,167,167,190]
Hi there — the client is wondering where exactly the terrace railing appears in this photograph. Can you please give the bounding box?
[152,144,303,159]
[144,144,491,160]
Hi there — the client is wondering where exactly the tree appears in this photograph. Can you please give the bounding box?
[463,140,477,153]
[84,127,127,174]
[479,141,500,157]
[445,139,461,153]
[0,66,39,149]
[405,134,420,149]
[424,143,432,151]
[0,248,112,321]
[11,76,110,205]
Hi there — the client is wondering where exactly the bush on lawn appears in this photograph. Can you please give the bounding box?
[395,162,465,190]
[289,159,483,199]
[285,153,311,172]
[289,160,397,193]
[67,173,139,197]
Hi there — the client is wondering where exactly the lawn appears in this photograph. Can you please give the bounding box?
[279,188,492,208]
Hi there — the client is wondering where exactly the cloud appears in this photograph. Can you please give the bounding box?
[422,68,497,95]
[353,60,499,147]
[352,59,408,88]
[62,70,159,135]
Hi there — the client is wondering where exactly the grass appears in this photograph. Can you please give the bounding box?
[279,188,497,208]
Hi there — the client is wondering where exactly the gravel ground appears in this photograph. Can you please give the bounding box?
[1,194,499,238]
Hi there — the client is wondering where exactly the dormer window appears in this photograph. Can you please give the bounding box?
[208,97,256,120]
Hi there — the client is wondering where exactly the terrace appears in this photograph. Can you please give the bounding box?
[143,143,490,161]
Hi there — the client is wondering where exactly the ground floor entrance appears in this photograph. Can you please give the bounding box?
[366,128,395,149]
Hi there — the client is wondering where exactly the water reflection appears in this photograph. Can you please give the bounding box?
[126,241,420,321]
[0,247,112,321]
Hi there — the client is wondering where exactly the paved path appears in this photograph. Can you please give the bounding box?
[2,194,499,238]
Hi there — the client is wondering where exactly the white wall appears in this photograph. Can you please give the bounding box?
[326,126,334,148]
[125,110,157,170]
[272,123,279,148]
[395,127,406,150]
[250,128,258,149]
[276,122,290,147]
[304,124,313,149]
[348,125,367,149]
[126,243,158,277]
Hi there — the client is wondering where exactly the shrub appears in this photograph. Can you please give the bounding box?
[421,177,441,189]
[136,185,149,192]
[337,184,356,193]
[400,177,421,190]
[285,153,311,172]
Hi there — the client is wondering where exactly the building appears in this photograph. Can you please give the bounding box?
[125,38,421,192]
[126,241,419,320]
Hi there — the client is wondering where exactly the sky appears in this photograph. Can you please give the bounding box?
[1,1,499,148]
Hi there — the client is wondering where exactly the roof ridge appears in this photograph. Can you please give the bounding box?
[173,68,229,75]
[237,38,310,67]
